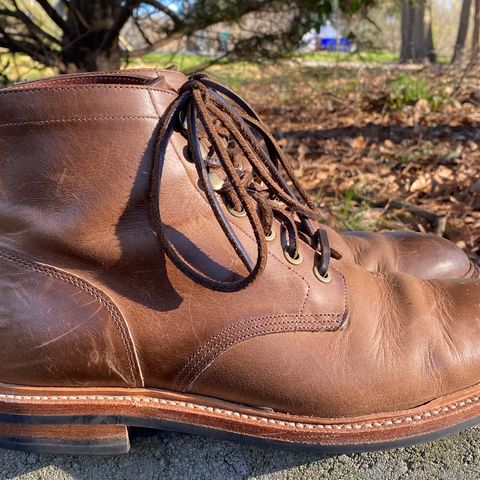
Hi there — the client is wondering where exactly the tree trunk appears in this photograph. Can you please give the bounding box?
[473,0,480,56]
[411,0,425,61]
[400,1,413,62]
[452,0,472,64]
[60,1,124,73]
[424,0,437,63]
[400,0,432,63]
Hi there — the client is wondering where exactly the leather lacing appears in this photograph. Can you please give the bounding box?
[150,73,337,291]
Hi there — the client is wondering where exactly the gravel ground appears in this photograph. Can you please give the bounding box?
[1,426,480,479]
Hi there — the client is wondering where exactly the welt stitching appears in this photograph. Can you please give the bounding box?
[175,314,342,389]
[0,85,179,96]
[0,115,159,128]
[0,390,476,431]
[0,249,141,385]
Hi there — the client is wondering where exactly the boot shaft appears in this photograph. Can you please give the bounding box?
[0,71,187,268]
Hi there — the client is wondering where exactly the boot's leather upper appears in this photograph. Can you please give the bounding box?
[0,72,479,420]
[341,230,475,279]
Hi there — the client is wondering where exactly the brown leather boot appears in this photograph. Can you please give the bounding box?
[24,67,477,281]
[0,71,479,455]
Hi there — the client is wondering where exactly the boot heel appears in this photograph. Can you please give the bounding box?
[0,422,130,455]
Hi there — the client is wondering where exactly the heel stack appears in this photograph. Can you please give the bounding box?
[0,422,130,455]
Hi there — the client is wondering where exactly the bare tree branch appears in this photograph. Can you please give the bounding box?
[102,1,141,49]
[0,7,61,45]
[141,0,181,26]
[128,31,184,57]
[0,24,59,66]
[133,16,153,46]
[35,0,68,33]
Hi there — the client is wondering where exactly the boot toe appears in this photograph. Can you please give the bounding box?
[343,231,472,279]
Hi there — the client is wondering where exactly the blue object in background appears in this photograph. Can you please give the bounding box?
[320,38,352,52]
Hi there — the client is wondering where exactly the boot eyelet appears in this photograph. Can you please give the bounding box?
[208,172,224,191]
[227,204,247,218]
[178,110,188,130]
[283,248,303,265]
[183,146,194,163]
[313,265,332,284]
[265,230,276,241]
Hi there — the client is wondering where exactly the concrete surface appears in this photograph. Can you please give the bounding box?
[1,426,480,479]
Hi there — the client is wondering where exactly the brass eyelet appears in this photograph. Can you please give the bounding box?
[265,230,276,241]
[283,248,304,265]
[313,265,332,284]
[227,204,247,218]
[183,145,193,163]
[178,111,187,130]
[208,172,224,191]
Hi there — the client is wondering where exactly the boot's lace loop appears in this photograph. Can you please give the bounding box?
[150,74,331,291]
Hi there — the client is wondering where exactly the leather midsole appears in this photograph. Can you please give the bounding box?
[0,382,479,432]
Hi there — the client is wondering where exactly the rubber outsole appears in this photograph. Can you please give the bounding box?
[0,411,479,456]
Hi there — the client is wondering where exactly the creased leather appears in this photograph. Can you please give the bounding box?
[0,72,479,420]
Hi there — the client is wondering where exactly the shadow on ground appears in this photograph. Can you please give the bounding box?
[274,124,480,144]
[1,426,480,479]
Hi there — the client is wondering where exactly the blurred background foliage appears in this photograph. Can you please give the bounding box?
[0,0,475,79]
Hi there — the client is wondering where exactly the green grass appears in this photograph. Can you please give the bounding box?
[299,50,399,64]
[125,51,213,72]
[133,49,402,76]
[333,189,377,231]
[0,52,55,83]
[386,73,448,110]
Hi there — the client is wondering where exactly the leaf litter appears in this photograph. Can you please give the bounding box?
[212,63,479,264]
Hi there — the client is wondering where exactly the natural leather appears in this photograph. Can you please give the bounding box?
[341,230,474,279]
[0,71,479,421]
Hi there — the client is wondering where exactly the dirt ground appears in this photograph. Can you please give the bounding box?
[2,426,480,479]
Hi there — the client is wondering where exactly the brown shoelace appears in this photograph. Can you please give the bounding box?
[150,73,332,291]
